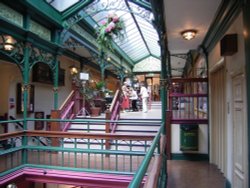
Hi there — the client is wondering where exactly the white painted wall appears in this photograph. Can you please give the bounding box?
[208,12,246,185]
[171,124,208,154]
[0,55,79,132]
[0,63,17,115]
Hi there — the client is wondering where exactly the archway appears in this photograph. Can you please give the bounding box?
[0,56,22,133]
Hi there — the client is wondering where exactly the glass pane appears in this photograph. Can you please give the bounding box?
[46,0,80,12]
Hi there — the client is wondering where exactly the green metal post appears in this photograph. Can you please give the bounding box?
[160,34,167,134]
[53,56,59,109]
[101,66,105,82]
[99,51,106,82]
[22,42,30,164]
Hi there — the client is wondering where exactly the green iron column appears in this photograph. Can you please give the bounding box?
[21,13,31,165]
[22,42,30,164]
[53,55,59,110]
[99,50,105,82]
[160,33,167,134]
[160,33,168,188]
[22,43,30,129]
[52,29,62,110]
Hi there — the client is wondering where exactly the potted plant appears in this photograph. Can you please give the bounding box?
[95,81,105,98]
[81,82,101,117]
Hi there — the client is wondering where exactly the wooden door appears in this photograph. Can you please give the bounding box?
[232,74,248,188]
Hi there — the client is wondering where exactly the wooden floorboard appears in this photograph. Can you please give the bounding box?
[167,160,225,188]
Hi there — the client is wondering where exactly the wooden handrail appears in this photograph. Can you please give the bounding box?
[143,155,162,188]
[51,87,83,132]
[59,90,75,110]
[105,89,121,134]
[0,131,24,141]
[105,89,121,149]
[0,130,155,141]
[61,101,75,119]
[109,90,119,112]
[143,135,166,188]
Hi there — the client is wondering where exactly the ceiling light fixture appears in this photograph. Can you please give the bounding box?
[0,35,16,51]
[69,65,78,75]
[181,29,197,40]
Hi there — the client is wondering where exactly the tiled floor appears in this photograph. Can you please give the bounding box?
[120,101,162,119]
[167,160,225,188]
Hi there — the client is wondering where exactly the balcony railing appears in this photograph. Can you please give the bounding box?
[169,78,208,124]
[0,118,166,187]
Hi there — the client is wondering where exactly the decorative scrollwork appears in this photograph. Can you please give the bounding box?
[160,78,171,89]
[29,47,54,70]
[52,87,58,92]
[22,83,31,91]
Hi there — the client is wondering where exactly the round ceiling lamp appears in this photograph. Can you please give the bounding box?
[0,35,16,51]
[181,29,197,40]
[69,65,78,75]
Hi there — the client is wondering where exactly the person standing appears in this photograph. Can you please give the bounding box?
[129,87,138,111]
[121,82,130,112]
[140,82,149,113]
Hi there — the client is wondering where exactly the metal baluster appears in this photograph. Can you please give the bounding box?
[49,148,52,166]
[74,138,77,168]
[68,151,70,167]
[101,139,104,170]
[130,140,132,172]
[62,151,64,167]
[88,139,90,168]
[115,140,118,171]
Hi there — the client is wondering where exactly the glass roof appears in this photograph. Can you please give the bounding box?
[84,0,160,63]
[45,0,160,65]
[133,56,161,73]
[46,0,80,12]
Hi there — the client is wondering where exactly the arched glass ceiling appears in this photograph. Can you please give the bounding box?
[133,56,161,73]
[45,0,160,64]
[46,0,80,12]
[84,0,160,63]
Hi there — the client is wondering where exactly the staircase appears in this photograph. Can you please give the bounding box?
[65,101,162,151]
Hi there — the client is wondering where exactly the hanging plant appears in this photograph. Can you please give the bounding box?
[96,13,125,51]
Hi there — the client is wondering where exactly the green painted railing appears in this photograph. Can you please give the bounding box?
[0,131,156,175]
[128,124,163,187]
[0,118,165,187]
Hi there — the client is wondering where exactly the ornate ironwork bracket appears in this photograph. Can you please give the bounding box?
[0,34,56,75]
[22,83,31,91]
[29,47,55,71]
[53,87,59,92]
[160,78,171,89]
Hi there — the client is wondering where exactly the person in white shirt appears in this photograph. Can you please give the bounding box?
[129,87,138,111]
[139,82,149,113]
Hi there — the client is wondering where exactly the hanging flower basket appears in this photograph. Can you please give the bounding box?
[96,13,125,51]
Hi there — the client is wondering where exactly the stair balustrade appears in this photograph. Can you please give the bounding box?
[105,89,121,150]
[50,88,83,134]
[169,78,208,124]
[0,127,165,187]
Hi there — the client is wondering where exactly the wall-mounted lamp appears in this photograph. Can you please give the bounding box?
[181,29,197,40]
[69,65,78,75]
[0,35,16,51]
